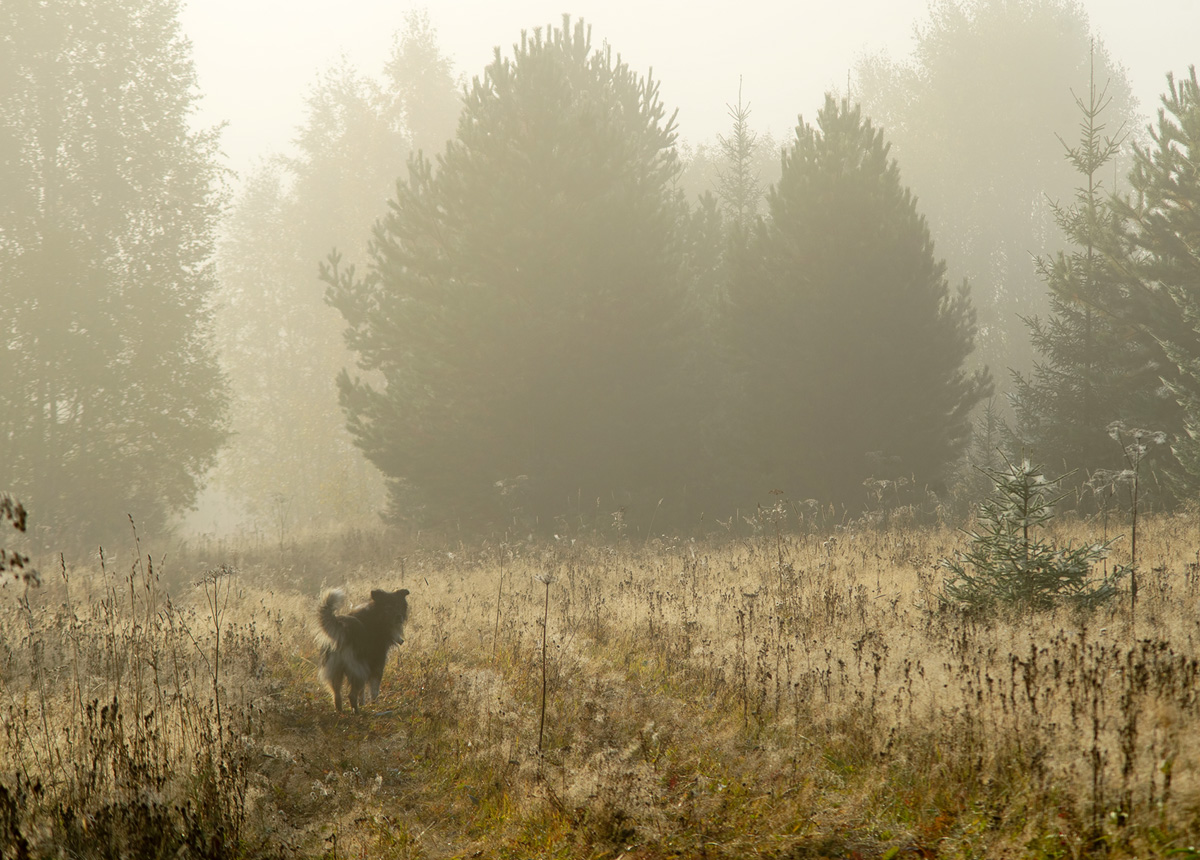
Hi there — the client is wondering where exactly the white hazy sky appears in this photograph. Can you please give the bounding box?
[180,0,1199,179]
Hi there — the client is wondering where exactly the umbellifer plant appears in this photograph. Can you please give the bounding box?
[939,457,1128,612]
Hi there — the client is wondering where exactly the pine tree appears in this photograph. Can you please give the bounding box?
[1115,67,1200,487]
[716,80,764,234]
[725,96,991,507]
[1008,57,1168,500]
[323,17,692,531]
[0,0,228,548]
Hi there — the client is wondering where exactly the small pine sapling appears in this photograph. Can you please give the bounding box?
[939,457,1129,612]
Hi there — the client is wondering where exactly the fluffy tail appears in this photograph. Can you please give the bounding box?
[317,588,348,648]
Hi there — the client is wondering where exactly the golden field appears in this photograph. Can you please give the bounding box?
[3,511,1200,859]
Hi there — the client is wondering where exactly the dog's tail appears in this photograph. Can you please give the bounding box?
[317,588,348,648]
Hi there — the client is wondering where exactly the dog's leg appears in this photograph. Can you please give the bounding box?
[349,677,365,713]
[326,663,345,712]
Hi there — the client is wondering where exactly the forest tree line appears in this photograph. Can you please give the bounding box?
[2,0,1199,547]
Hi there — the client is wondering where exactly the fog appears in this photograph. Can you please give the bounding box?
[5,0,1200,550]
[181,0,1200,176]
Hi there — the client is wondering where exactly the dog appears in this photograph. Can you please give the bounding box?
[316,587,410,712]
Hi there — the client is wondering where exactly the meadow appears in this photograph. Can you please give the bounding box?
[3,507,1200,859]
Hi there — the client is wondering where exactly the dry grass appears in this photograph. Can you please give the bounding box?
[4,512,1200,858]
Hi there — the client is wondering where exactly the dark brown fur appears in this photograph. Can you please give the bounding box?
[317,587,409,712]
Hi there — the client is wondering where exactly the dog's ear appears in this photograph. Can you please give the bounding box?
[370,589,387,603]
[398,589,410,598]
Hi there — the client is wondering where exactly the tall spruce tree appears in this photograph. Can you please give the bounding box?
[716,81,764,234]
[677,130,781,215]
[1115,68,1200,487]
[1008,60,1170,498]
[676,85,768,517]
[0,0,228,548]
[323,17,691,531]
[725,96,991,507]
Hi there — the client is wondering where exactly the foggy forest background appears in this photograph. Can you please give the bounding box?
[4,0,1200,555]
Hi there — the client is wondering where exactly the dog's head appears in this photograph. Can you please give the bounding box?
[371,588,410,643]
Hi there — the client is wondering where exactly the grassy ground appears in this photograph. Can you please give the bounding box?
[4,512,1200,858]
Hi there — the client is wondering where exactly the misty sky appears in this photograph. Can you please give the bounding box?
[181,0,1199,178]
